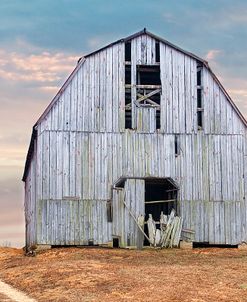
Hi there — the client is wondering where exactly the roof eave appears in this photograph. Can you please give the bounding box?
[22,127,37,181]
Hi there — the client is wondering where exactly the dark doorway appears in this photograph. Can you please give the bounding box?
[144,178,178,245]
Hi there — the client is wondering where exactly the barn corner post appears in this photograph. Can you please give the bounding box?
[22,29,247,251]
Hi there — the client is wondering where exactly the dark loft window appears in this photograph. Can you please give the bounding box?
[107,201,112,222]
[197,89,202,109]
[175,135,180,156]
[156,110,160,129]
[125,63,161,130]
[197,68,202,86]
[137,65,161,129]
[136,65,161,85]
[155,41,160,63]
[125,90,132,129]
[125,65,131,85]
[197,111,203,129]
[197,62,203,130]
[125,42,131,62]
[125,60,132,128]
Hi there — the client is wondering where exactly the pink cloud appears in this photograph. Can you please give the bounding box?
[205,49,222,61]
[228,89,247,98]
[0,49,80,84]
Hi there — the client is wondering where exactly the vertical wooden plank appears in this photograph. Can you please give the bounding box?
[172,49,179,133]
[191,59,197,133]
[106,47,113,132]
[112,45,119,132]
[42,131,50,200]
[141,34,147,64]
[75,132,82,198]
[83,59,89,131]
[82,133,89,199]
[178,52,185,133]
[131,39,137,129]
[118,42,125,132]
[146,35,152,65]
[69,131,76,197]
[76,64,82,131]
[63,132,70,197]
[185,56,192,133]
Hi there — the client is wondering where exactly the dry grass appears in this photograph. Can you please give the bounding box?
[0,246,247,301]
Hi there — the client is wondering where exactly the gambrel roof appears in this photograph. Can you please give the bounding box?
[22,28,247,181]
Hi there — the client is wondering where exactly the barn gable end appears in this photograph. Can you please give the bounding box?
[23,29,247,249]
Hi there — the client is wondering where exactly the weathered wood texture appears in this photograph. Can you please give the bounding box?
[39,43,125,133]
[33,131,245,245]
[136,106,156,133]
[38,35,245,135]
[24,32,247,247]
[37,199,111,245]
[24,141,37,246]
[112,179,145,246]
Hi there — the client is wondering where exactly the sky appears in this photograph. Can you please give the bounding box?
[0,0,246,247]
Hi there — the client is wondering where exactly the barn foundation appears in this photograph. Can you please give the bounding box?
[179,241,193,250]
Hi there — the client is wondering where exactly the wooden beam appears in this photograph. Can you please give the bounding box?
[145,199,176,204]
[125,84,161,89]
[137,93,160,106]
[136,89,161,103]
[121,198,152,244]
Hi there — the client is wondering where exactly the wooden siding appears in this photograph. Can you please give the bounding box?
[37,199,111,245]
[24,32,247,247]
[160,43,197,133]
[24,142,37,247]
[203,68,245,135]
[136,106,156,133]
[39,43,125,133]
[33,130,246,245]
[38,35,245,135]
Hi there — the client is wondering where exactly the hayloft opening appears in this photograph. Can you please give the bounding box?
[125,65,131,84]
[136,65,161,85]
[155,41,160,63]
[106,201,113,222]
[144,178,178,245]
[125,41,131,62]
[175,135,180,156]
[136,65,161,130]
[125,65,132,129]
[197,62,203,130]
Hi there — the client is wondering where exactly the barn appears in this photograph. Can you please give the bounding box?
[23,29,247,250]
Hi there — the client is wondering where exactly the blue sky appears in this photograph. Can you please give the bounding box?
[0,0,246,247]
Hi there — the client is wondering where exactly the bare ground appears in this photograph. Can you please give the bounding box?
[1,247,247,302]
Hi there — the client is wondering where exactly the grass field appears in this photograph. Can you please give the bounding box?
[0,246,247,301]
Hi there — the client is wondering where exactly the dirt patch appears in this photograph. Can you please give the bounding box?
[0,247,247,301]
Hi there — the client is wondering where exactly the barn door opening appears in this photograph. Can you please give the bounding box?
[144,178,178,245]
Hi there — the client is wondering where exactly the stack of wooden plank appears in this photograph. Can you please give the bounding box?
[147,209,183,248]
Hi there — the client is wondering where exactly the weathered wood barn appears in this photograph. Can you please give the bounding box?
[23,29,247,249]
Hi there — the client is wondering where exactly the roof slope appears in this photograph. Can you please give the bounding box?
[22,29,247,181]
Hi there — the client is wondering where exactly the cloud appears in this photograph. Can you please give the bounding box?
[228,8,247,24]
[40,85,60,92]
[228,89,247,98]
[0,49,79,84]
[205,49,222,61]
